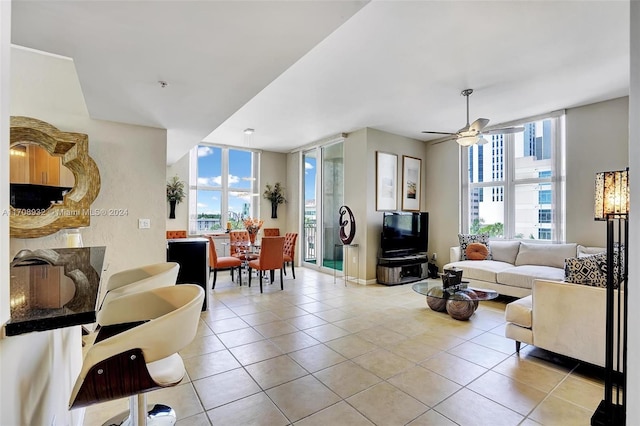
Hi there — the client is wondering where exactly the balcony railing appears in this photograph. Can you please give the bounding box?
[303,223,316,262]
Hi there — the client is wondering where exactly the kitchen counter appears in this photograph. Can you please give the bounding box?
[5,246,107,336]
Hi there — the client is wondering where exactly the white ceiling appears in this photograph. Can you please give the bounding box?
[11,1,629,164]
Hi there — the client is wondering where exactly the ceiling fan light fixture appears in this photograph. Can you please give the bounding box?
[477,134,489,145]
[456,135,477,147]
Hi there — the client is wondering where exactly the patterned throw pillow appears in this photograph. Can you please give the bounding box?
[458,233,492,260]
[564,252,623,289]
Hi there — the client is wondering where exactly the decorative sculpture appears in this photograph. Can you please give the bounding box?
[339,205,356,245]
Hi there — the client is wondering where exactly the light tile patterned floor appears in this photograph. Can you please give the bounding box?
[84,268,605,426]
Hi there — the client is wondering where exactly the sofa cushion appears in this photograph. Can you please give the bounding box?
[489,241,521,264]
[458,233,492,260]
[466,243,490,260]
[514,242,577,268]
[577,245,606,258]
[505,295,532,328]
[497,265,565,289]
[444,260,513,283]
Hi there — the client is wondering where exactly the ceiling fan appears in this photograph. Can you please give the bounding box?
[422,89,524,146]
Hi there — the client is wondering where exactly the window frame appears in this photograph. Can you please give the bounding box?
[189,144,260,234]
[461,112,565,242]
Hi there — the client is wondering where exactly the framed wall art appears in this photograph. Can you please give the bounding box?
[402,155,421,211]
[376,151,397,211]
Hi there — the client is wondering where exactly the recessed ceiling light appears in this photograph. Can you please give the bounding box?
[243,128,255,135]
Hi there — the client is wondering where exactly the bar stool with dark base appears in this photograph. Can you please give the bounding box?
[69,285,204,426]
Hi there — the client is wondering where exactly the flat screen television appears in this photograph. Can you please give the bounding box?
[380,211,428,257]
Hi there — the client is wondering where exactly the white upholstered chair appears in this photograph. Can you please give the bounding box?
[98,262,180,311]
[69,284,204,425]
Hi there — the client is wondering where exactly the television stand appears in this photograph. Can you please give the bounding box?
[377,253,428,286]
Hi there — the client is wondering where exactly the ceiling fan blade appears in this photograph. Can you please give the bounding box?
[484,126,525,135]
[421,131,457,135]
[469,118,490,132]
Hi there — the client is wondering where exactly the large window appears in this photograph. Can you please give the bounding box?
[189,145,259,234]
[463,114,565,242]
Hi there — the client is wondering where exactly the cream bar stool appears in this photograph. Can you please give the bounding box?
[69,284,204,426]
[98,262,180,311]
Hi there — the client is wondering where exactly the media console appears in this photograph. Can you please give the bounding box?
[376,253,428,286]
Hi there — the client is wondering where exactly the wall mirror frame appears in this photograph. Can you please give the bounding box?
[10,116,101,238]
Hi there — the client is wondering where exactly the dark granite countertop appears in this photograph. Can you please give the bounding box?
[5,246,107,336]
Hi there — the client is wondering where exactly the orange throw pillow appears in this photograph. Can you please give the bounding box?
[466,242,489,260]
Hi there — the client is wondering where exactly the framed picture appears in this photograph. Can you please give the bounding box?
[376,151,397,211]
[402,155,421,211]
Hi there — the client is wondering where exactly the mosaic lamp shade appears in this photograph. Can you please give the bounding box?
[594,169,629,221]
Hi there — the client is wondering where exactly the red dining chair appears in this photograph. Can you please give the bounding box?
[263,228,280,237]
[283,232,298,279]
[248,236,284,293]
[229,231,250,258]
[207,235,243,288]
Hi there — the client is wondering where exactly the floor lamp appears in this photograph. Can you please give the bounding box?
[591,168,629,426]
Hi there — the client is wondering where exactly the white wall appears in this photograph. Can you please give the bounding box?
[362,128,427,282]
[565,97,629,246]
[1,46,167,426]
[344,128,367,282]
[627,1,639,423]
[260,150,288,231]
[425,139,459,268]
[166,152,190,232]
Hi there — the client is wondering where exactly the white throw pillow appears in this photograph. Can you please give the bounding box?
[515,242,577,268]
[577,245,606,258]
[489,241,521,264]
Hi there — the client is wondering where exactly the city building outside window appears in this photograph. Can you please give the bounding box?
[189,145,259,234]
[462,114,565,242]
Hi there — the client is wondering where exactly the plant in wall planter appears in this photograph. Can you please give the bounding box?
[263,182,287,219]
[166,175,185,219]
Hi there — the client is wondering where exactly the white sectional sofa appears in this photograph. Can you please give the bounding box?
[443,239,615,366]
[504,279,616,367]
[443,241,579,298]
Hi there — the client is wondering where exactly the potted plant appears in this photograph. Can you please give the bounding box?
[166,175,185,219]
[263,182,287,218]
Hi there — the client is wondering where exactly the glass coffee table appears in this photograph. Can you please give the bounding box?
[412,281,498,320]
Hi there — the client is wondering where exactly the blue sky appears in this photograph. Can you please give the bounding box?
[196,146,254,215]
[304,156,316,207]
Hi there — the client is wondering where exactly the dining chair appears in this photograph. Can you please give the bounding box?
[69,285,204,426]
[283,232,298,279]
[166,230,187,239]
[263,228,280,237]
[207,235,242,288]
[248,236,285,293]
[229,230,250,258]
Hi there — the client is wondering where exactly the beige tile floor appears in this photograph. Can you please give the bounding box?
[84,268,607,426]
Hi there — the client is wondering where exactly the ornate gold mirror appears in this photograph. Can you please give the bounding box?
[9,116,101,238]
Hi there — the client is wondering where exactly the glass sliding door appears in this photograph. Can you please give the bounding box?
[301,142,344,271]
[322,142,344,270]
[302,149,317,265]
